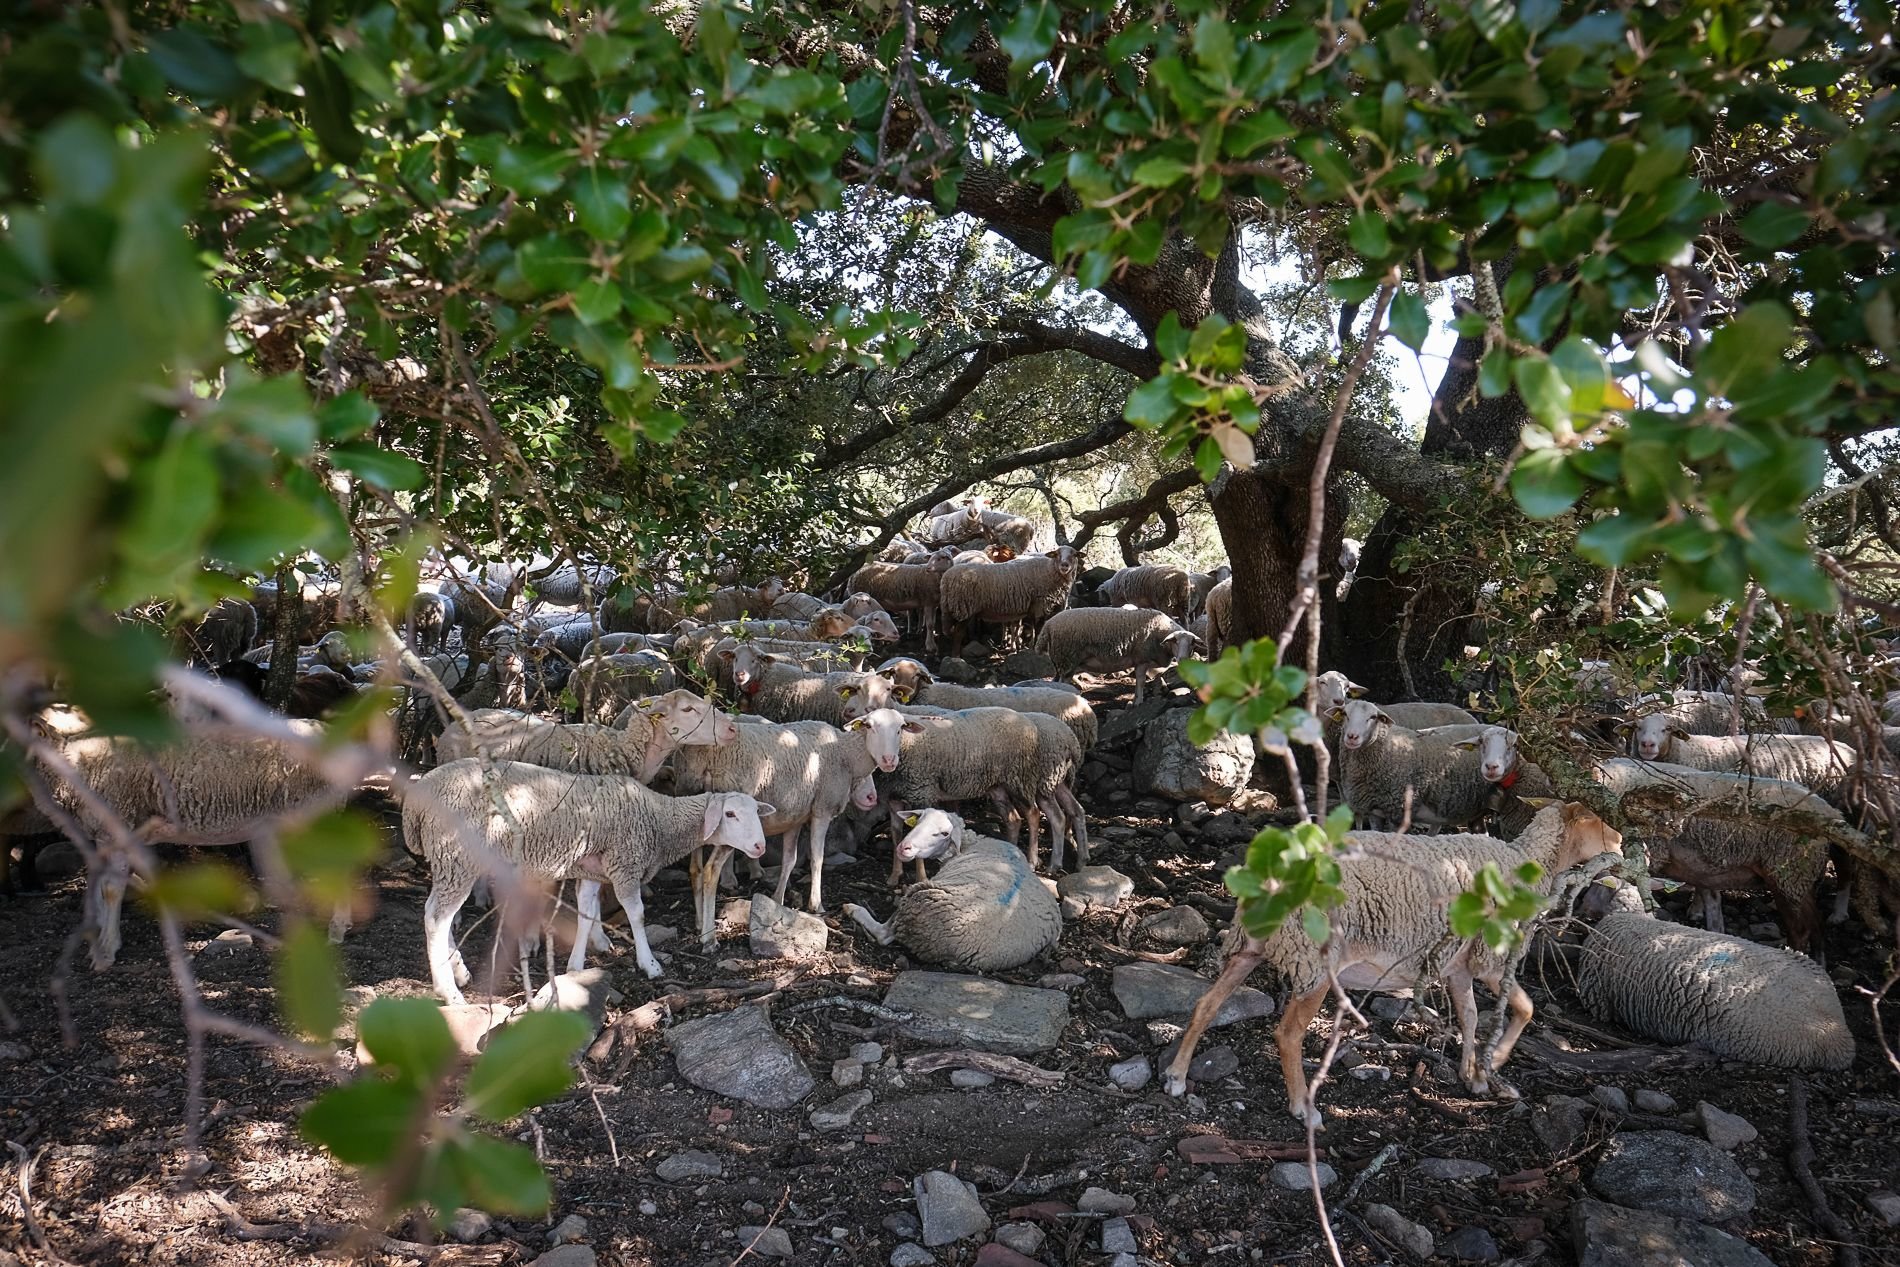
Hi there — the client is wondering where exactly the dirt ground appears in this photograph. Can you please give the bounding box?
[3,725,1899,1267]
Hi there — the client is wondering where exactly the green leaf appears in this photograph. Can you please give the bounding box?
[235,21,305,91]
[146,27,247,101]
[441,1134,551,1215]
[573,170,633,241]
[1388,291,1429,351]
[1478,346,1513,398]
[144,861,253,919]
[122,427,219,577]
[1347,210,1391,259]
[1300,906,1331,945]
[277,921,342,1040]
[318,392,380,443]
[1124,376,1179,429]
[1700,302,1791,397]
[1576,512,1650,566]
[358,998,457,1089]
[330,443,425,491]
[573,279,622,325]
[1738,202,1808,249]
[304,56,363,164]
[1514,281,1572,345]
[998,2,1062,67]
[463,1011,591,1122]
[495,144,569,197]
[1131,156,1191,187]
[300,1078,420,1166]
[1510,448,1585,518]
[1512,355,1572,425]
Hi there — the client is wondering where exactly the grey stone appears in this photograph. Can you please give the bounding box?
[1633,1089,1678,1113]
[937,657,982,685]
[1416,1157,1495,1181]
[1109,1256,1139,1267]
[529,1248,596,1267]
[1000,649,1057,680]
[1101,1217,1137,1254]
[749,893,829,960]
[656,1150,724,1182]
[1589,1131,1757,1222]
[883,1212,922,1238]
[1038,972,1086,990]
[1531,1095,1592,1156]
[994,1222,1045,1254]
[914,1169,991,1246]
[832,1058,865,1088]
[1363,1204,1433,1258]
[1269,1161,1337,1190]
[1059,897,1087,920]
[961,642,993,660]
[1368,995,1413,1020]
[1057,866,1134,911]
[645,923,679,946]
[1139,905,1210,946]
[811,1088,873,1131]
[1136,709,1254,804]
[638,1200,658,1216]
[445,1209,492,1243]
[1572,1199,1775,1267]
[1097,695,1182,747]
[1108,1055,1153,1091]
[547,1214,588,1246]
[851,1041,885,1064]
[1866,1191,1900,1227]
[736,1226,793,1259]
[0,1042,29,1062]
[889,1246,935,1267]
[529,970,621,1032]
[1349,1064,1391,1082]
[1439,1226,1500,1263]
[1188,1044,1239,1082]
[1590,1085,1631,1115]
[1697,1102,1758,1150]
[665,1005,814,1109]
[1111,962,1274,1025]
[1077,1187,1137,1215]
[950,1069,995,1089]
[885,971,1070,1055]
[197,928,255,958]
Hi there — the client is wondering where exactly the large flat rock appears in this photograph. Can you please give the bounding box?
[1572,1199,1774,1267]
[664,1003,813,1109]
[1588,1131,1756,1223]
[1112,962,1274,1025]
[885,971,1070,1055]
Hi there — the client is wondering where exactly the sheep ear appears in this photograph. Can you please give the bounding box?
[1347,683,1368,698]
[893,685,915,703]
[1376,711,1394,725]
[837,685,856,699]
[701,798,723,840]
[1612,719,1632,734]
[1667,721,1690,738]
[717,648,736,663]
[901,720,928,734]
[844,716,865,731]
[903,813,919,827]
[753,800,778,818]
[1451,738,1478,751]
[1517,796,1557,809]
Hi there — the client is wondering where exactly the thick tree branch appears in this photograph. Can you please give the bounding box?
[1072,467,1200,560]
[994,316,1159,378]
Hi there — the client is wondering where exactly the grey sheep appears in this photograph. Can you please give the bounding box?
[1035,605,1194,704]
[1097,564,1194,620]
[405,591,456,656]
[437,572,511,642]
[533,562,616,606]
[1331,698,1493,831]
[843,809,1062,971]
[435,689,736,780]
[1161,803,1625,1124]
[1625,728,1857,803]
[940,547,1080,650]
[646,577,787,631]
[181,597,259,666]
[848,552,956,652]
[1577,911,1853,1069]
[734,650,902,726]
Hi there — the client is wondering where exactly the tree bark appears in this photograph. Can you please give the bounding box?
[264,563,301,712]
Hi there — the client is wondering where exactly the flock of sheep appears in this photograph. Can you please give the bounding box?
[3,492,1877,1131]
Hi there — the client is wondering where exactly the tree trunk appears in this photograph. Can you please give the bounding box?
[264,563,301,711]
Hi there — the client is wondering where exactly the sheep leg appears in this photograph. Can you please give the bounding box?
[805,813,831,913]
[1131,666,1148,705]
[86,852,132,971]
[1769,879,1822,963]
[694,845,731,951]
[610,873,663,979]
[568,880,602,974]
[885,801,910,887]
[1160,935,1268,1097]
[1038,795,1066,872]
[327,900,353,945]
[1479,974,1534,1096]
[771,829,799,907]
[424,878,476,1005]
[1055,784,1089,868]
[989,787,1021,846]
[1024,796,1043,871]
[1696,886,1726,934]
[842,901,898,946]
[1274,983,1332,1128]
[1447,960,1486,1092]
[923,606,938,655]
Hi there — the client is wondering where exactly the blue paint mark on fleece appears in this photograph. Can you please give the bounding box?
[1705,949,1737,967]
[996,851,1027,907]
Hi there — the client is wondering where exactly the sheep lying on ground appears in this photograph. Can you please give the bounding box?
[407,760,770,1000]
[1332,699,1494,830]
[867,658,1099,751]
[940,547,1081,651]
[1162,803,1625,1124]
[1577,911,1853,1069]
[1036,606,1195,704]
[1626,728,1857,801]
[842,809,1062,971]
[1097,565,1194,620]
[848,552,956,653]
[923,504,988,548]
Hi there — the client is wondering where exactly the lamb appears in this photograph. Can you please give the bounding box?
[1576,911,1853,1069]
[842,809,1062,970]
[1097,565,1195,620]
[1332,698,1493,830]
[406,759,770,1000]
[940,547,1081,651]
[1035,605,1195,704]
[1161,802,1625,1123]
[405,591,456,655]
[860,659,1098,751]
[848,552,956,652]
[1203,577,1233,655]
[674,708,921,928]
[181,597,259,666]
[1337,537,1363,597]
[733,650,901,727]
[434,689,736,780]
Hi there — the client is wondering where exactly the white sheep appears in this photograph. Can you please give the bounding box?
[1577,911,1853,1069]
[847,552,956,652]
[1036,606,1195,704]
[406,760,770,1000]
[1625,728,1857,802]
[842,809,1062,971]
[1332,698,1494,831]
[940,546,1081,651]
[923,503,988,547]
[1161,802,1625,1124]
[1312,671,1478,729]
[434,689,736,781]
[1097,564,1194,620]
[865,658,1098,751]
[731,650,902,726]
[645,577,787,631]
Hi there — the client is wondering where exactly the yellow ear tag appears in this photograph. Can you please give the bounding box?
[904,814,918,827]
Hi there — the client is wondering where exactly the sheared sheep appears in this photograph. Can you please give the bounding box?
[1035,605,1195,704]
[1097,565,1195,620]
[1331,699,1494,831]
[848,552,956,652]
[940,547,1080,651]
[842,809,1062,971]
[1577,911,1853,1069]
[407,760,770,1000]
[1161,802,1625,1123]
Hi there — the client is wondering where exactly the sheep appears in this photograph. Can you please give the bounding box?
[532,562,616,606]
[1337,537,1363,597]
[842,809,1062,971]
[1313,671,1479,730]
[674,708,922,929]
[405,591,455,655]
[1203,576,1233,655]
[1462,725,1556,837]
[709,639,865,688]
[974,507,1036,554]
[860,658,1098,752]
[1097,565,1194,620]
[878,537,926,563]
[434,689,736,780]
[1161,802,1625,1122]
[406,759,770,1000]
[733,650,901,727]
[1187,571,1219,620]
[1625,690,1793,753]
[1035,605,1194,704]
[1331,698,1493,831]
[848,552,956,652]
[568,651,680,724]
[180,598,259,666]
[1576,911,1853,1069]
[438,572,511,642]
[581,631,663,658]
[288,665,359,719]
[646,578,787,631]
[940,547,1081,651]
[248,578,344,644]
[1625,729,1858,802]
[923,503,988,547]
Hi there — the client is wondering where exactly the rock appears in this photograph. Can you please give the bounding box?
[1696,1102,1758,1150]
[736,1226,793,1259]
[994,1221,1046,1254]
[885,971,1071,1055]
[444,1209,492,1243]
[1269,1161,1336,1190]
[529,1248,595,1267]
[1108,1056,1153,1091]
[961,641,993,660]
[832,1058,865,1088]
[32,840,84,881]
[883,1212,922,1238]
[915,1169,991,1246]
[1000,649,1057,680]
[811,1089,873,1131]
[1038,973,1085,990]
[547,1214,588,1245]
[1589,1131,1757,1222]
[937,657,982,684]
[1138,905,1210,946]
[1363,1204,1433,1258]
[656,1149,724,1182]
[529,970,622,1032]
[1112,962,1274,1025]
[749,893,829,960]
[645,923,678,947]
[889,1246,936,1267]
[0,1042,29,1062]
[1057,866,1134,911]
[637,1200,658,1216]
[1097,695,1181,747]
[851,1041,885,1064]
[950,1069,995,1089]
[1100,1217,1137,1254]
[974,1243,1040,1266]
[1367,996,1413,1020]
[1188,1045,1238,1082]
[1633,1089,1677,1113]
[1439,1226,1500,1262]
[1078,1187,1137,1216]
[1589,1085,1630,1115]
[1531,1095,1592,1156]
[1416,1158,1495,1181]
[1136,709,1254,804]
[196,929,255,959]
[1571,1199,1776,1267]
[1349,1065,1391,1082]
[665,1005,814,1109]
[1866,1191,1900,1228]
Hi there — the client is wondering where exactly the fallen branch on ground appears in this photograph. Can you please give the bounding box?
[900,1050,1065,1088]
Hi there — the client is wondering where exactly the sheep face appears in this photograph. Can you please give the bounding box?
[704,792,772,858]
[643,689,737,747]
[1474,726,1521,783]
[850,772,879,811]
[896,809,965,862]
[1552,802,1624,870]
[1336,699,1392,751]
[875,657,933,700]
[841,592,882,620]
[727,645,772,692]
[1163,629,1195,666]
[845,707,922,773]
[1313,670,1368,715]
[756,576,787,605]
[835,672,898,720]
[1628,712,1680,760]
[855,611,901,642]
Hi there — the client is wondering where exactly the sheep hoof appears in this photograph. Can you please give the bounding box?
[639,959,664,980]
[1160,1072,1188,1098]
[1291,1102,1324,1129]
[452,960,472,988]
